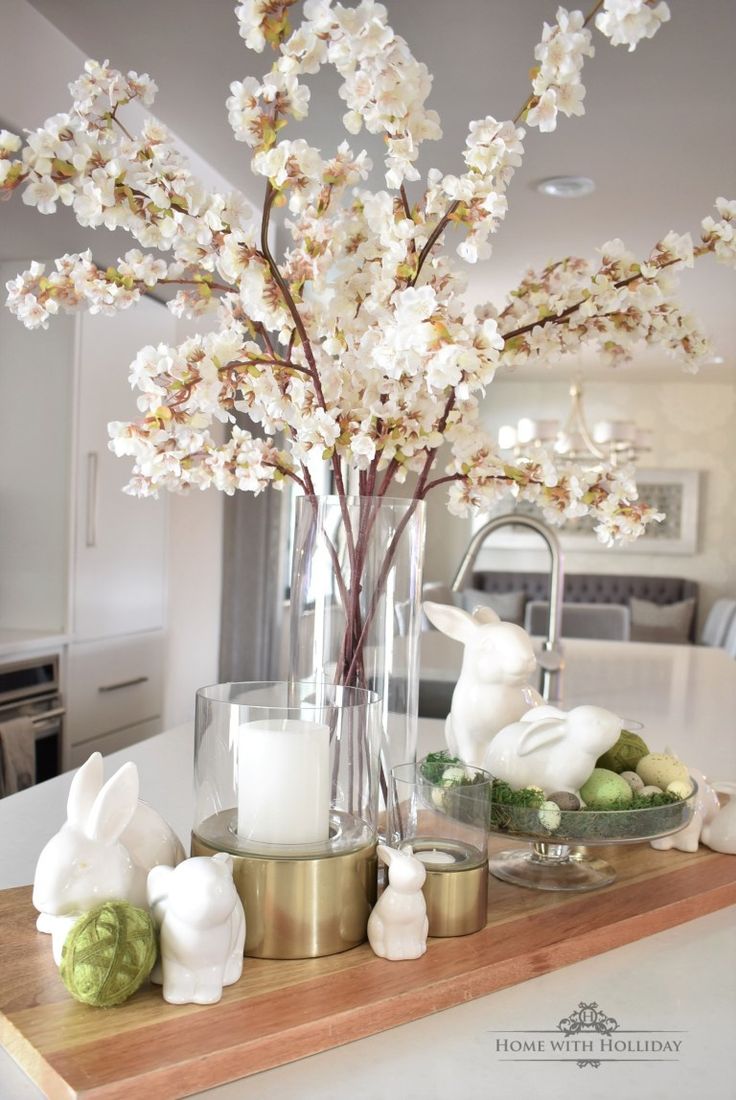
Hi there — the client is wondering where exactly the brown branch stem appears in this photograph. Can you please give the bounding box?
[499,252,702,343]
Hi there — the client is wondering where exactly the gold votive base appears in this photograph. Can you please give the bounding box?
[191,825,377,959]
[411,838,488,937]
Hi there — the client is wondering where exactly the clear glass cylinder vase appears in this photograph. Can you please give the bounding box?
[289,495,426,782]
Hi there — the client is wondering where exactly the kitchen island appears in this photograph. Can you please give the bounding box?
[1,640,734,1099]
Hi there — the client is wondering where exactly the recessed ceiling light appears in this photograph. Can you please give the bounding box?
[706,355,725,365]
[536,176,596,198]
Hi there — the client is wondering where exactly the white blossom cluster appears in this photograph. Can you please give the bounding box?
[233,0,442,190]
[0,3,730,545]
[497,232,710,373]
[6,59,256,265]
[595,0,671,52]
[701,198,736,269]
[442,438,661,544]
[527,8,594,133]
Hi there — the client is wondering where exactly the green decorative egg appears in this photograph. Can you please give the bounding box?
[579,768,634,809]
[60,900,157,1007]
[596,730,649,774]
[636,752,689,789]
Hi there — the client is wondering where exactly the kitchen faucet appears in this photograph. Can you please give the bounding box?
[450,513,565,702]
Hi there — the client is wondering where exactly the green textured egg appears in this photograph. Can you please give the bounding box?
[579,768,634,809]
[60,901,157,1007]
[596,730,649,773]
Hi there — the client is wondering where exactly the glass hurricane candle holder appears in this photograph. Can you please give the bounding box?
[389,761,492,937]
[191,681,381,959]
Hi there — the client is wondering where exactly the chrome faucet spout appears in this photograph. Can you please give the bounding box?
[451,514,565,702]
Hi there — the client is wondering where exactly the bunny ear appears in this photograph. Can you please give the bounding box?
[422,601,477,644]
[86,762,139,844]
[520,705,566,723]
[377,843,397,867]
[471,606,500,625]
[67,752,104,829]
[517,718,567,757]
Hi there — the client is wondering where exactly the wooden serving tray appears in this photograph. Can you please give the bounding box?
[2,841,735,1100]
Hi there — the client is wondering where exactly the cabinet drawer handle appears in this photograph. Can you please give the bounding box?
[85,451,98,548]
[98,676,149,693]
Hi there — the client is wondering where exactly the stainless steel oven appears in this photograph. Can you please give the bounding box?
[0,653,64,786]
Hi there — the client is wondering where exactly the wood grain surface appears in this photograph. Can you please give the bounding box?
[2,840,735,1100]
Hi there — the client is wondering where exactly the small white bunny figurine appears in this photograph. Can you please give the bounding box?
[423,600,542,768]
[147,854,246,1004]
[367,844,429,961]
[700,782,736,855]
[33,752,185,963]
[651,764,720,853]
[483,704,623,794]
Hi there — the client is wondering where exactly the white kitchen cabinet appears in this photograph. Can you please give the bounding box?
[67,716,165,770]
[71,302,171,640]
[64,630,164,750]
[0,261,175,758]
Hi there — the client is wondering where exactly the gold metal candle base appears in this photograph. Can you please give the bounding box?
[191,831,377,959]
[423,863,488,937]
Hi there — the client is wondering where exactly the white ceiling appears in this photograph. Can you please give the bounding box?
[10,0,736,382]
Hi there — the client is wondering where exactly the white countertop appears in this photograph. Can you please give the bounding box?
[0,628,69,660]
[1,641,735,1099]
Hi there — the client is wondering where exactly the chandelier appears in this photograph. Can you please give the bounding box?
[497,381,652,469]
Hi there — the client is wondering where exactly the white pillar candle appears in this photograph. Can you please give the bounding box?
[414,849,457,866]
[237,719,330,846]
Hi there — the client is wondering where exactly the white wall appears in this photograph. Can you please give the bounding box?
[423,374,736,633]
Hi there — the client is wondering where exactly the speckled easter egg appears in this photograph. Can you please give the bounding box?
[579,768,634,809]
[620,770,645,793]
[666,780,694,799]
[548,791,581,811]
[636,753,689,789]
[596,730,650,774]
[538,801,562,831]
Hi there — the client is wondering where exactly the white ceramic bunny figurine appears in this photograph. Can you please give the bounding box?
[33,752,185,963]
[367,844,429,961]
[700,782,736,854]
[483,704,623,794]
[147,854,246,1004]
[423,600,542,768]
[650,764,720,853]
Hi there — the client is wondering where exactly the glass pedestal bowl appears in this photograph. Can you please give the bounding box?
[488,782,697,892]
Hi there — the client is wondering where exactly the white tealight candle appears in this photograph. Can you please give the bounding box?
[414,849,457,866]
[237,718,330,846]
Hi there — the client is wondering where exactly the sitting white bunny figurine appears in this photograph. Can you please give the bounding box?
[367,844,428,961]
[651,764,720,853]
[423,600,542,768]
[33,752,185,963]
[484,704,623,794]
[700,782,736,855]
[147,854,246,1004]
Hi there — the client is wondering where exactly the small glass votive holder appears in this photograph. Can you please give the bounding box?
[389,761,492,937]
